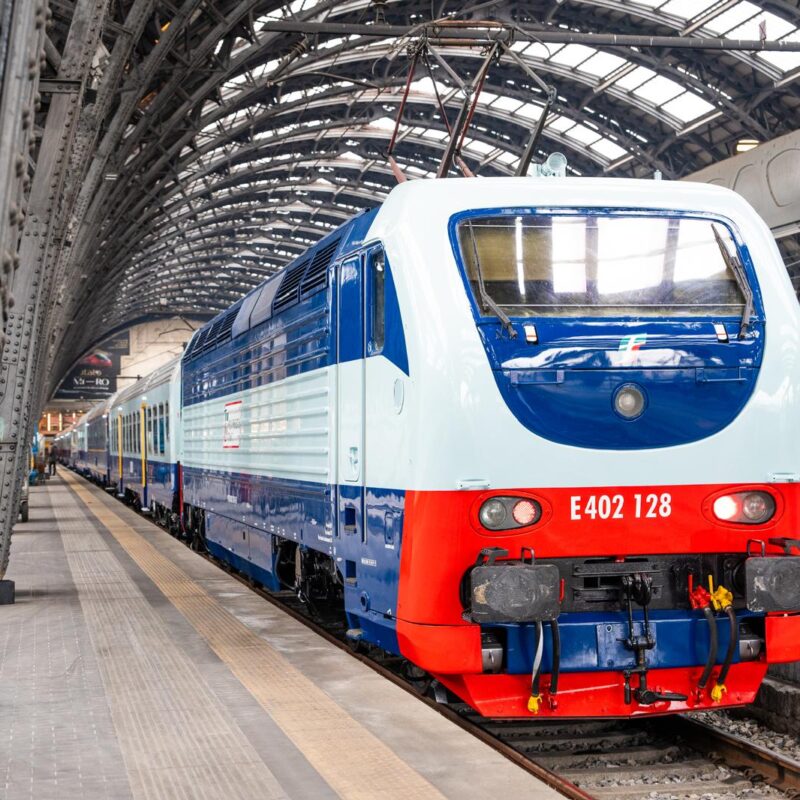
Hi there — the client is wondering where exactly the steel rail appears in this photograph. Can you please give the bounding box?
[671,715,800,797]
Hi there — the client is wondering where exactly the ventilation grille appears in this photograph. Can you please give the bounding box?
[273,258,310,313]
[184,307,239,361]
[301,238,340,295]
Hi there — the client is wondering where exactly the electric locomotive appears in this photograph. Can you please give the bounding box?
[74,176,800,718]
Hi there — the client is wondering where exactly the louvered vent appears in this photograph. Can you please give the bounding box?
[200,315,226,353]
[301,238,340,295]
[215,308,237,342]
[273,258,309,313]
[187,326,210,360]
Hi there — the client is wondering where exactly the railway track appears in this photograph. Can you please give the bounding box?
[110,478,800,800]
[468,712,800,799]
[207,545,800,800]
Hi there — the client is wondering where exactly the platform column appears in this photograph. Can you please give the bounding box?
[0,0,110,578]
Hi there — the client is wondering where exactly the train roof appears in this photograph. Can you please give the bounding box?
[113,355,180,407]
[182,206,380,362]
[181,175,760,364]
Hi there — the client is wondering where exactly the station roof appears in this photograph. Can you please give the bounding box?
[43,0,800,381]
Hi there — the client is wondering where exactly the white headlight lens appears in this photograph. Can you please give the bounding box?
[742,492,773,523]
[479,499,507,529]
[614,384,645,419]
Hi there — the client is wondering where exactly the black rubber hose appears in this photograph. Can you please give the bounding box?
[717,606,738,686]
[549,619,561,696]
[698,606,718,690]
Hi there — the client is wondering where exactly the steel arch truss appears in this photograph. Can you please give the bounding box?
[31,0,800,385]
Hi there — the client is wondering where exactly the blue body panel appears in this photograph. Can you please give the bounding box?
[495,609,758,673]
[185,465,404,654]
[448,208,766,450]
[75,448,109,484]
[111,455,144,496]
[146,459,177,510]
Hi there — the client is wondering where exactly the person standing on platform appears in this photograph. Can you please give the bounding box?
[47,448,57,476]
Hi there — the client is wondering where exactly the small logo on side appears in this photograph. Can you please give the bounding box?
[619,333,648,353]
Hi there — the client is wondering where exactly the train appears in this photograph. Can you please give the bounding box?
[56,176,800,718]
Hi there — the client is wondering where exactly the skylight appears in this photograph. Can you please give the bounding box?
[662,92,716,122]
[548,44,596,68]
[633,75,684,105]
[578,51,627,79]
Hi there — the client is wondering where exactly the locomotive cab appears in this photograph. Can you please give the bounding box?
[382,177,800,717]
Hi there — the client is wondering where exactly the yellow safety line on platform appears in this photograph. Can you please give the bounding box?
[61,470,444,800]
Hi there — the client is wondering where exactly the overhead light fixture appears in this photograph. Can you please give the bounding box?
[736,139,759,153]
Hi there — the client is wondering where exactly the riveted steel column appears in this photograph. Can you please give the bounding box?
[0,0,109,577]
[0,0,47,581]
[0,1,47,355]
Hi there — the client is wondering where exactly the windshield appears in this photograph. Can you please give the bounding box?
[456,214,747,318]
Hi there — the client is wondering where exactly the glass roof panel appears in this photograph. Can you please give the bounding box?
[757,29,800,72]
[703,2,760,35]
[633,75,684,105]
[590,138,628,160]
[515,102,544,121]
[578,51,627,78]
[614,65,657,91]
[548,44,597,68]
[489,95,524,112]
[661,91,716,122]
[546,115,575,133]
[565,124,600,145]
[658,0,720,19]
[726,12,794,40]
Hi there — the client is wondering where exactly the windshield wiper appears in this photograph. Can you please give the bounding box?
[712,224,753,339]
[467,222,517,339]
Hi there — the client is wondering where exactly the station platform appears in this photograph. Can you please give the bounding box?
[0,472,560,800]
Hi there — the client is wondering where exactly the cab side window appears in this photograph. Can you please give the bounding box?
[368,248,385,355]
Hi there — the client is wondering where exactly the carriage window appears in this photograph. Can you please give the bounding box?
[158,403,165,455]
[165,403,170,445]
[146,408,152,455]
[456,214,746,317]
[369,248,386,353]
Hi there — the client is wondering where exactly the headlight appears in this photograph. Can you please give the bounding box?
[713,491,775,525]
[479,499,507,529]
[613,383,646,420]
[479,496,542,531]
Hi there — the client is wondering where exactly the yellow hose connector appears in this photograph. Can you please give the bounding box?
[527,694,542,714]
[711,683,727,702]
[707,576,733,611]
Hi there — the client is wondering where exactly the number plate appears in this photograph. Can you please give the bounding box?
[570,492,672,521]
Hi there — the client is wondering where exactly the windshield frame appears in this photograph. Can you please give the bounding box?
[448,206,763,325]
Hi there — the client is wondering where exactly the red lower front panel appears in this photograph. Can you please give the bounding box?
[395,482,800,717]
[433,662,769,718]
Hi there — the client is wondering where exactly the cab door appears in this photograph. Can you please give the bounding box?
[337,255,365,539]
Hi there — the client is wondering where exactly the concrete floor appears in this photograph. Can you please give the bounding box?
[0,473,561,800]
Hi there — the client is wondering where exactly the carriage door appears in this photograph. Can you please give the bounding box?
[337,255,365,540]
